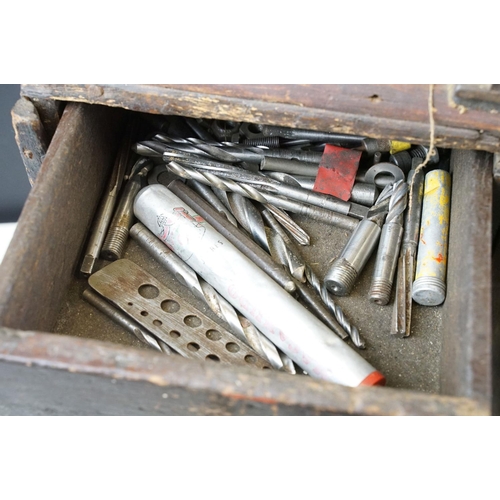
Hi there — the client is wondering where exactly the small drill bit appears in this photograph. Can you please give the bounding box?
[129,223,288,372]
[303,265,365,349]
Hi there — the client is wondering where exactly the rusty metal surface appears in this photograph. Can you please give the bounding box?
[441,150,493,403]
[0,328,488,415]
[0,103,125,332]
[20,84,500,152]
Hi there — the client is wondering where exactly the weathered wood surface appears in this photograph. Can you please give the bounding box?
[0,328,488,416]
[21,84,500,152]
[11,97,49,186]
[29,97,64,140]
[441,150,492,402]
[0,103,124,332]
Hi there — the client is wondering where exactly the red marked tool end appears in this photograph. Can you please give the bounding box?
[359,371,386,387]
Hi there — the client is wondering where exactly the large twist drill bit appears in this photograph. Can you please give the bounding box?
[129,222,288,372]
[260,210,351,342]
[165,161,359,231]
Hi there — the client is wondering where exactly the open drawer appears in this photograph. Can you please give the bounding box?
[0,85,496,415]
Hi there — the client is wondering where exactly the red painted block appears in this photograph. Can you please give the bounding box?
[313,144,362,201]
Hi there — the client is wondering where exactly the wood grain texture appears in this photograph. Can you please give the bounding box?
[0,103,125,332]
[441,150,492,402]
[20,84,500,152]
[11,97,48,186]
[0,328,488,415]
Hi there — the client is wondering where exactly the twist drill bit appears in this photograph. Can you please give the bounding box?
[261,210,349,342]
[129,223,288,372]
[214,185,310,246]
[82,288,173,354]
[369,180,408,306]
[174,159,368,219]
[187,179,239,228]
[165,161,360,231]
[391,162,425,337]
[303,265,365,349]
[101,158,152,261]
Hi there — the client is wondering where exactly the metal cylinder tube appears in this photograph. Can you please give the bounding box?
[412,170,451,306]
[134,184,384,387]
[369,222,404,305]
[324,219,382,296]
[260,157,320,176]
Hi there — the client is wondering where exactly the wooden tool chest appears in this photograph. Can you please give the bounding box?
[0,84,497,416]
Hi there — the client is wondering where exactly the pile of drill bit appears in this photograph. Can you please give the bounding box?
[79,114,452,385]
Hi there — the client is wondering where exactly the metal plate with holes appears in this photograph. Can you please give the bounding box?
[88,259,271,369]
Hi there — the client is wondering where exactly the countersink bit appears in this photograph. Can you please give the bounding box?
[166,161,359,231]
[82,288,173,354]
[369,180,408,305]
[129,222,288,372]
[391,161,425,337]
[324,190,391,296]
[101,158,152,261]
[303,265,365,349]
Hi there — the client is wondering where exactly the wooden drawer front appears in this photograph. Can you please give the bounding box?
[0,96,494,415]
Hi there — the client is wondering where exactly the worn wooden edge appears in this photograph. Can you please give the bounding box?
[441,150,492,404]
[0,103,125,332]
[0,328,488,416]
[20,84,500,152]
[29,97,64,140]
[11,97,48,186]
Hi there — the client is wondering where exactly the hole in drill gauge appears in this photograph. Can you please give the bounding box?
[225,342,240,353]
[184,315,202,328]
[206,330,222,341]
[169,331,181,339]
[153,319,162,327]
[140,310,149,317]
[161,299,180,313]
[206,354,220,362]
[127,302,133,307]
[138,284,160,299]
[245,355,257,364]
[369,94,381,103]
[262,366,271,370]
[187,342,200,352]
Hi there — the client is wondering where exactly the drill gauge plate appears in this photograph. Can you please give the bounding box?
[89,259,271,369]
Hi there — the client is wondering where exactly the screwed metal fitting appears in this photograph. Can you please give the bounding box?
[412,170,451,306]
[389,151,413,173]
[324,218,382,296]
[101,159,151,260]
[410,145,440,165]
[369,181,408,305]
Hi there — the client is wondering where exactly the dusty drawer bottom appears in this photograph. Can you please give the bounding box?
[53,214,442,394]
